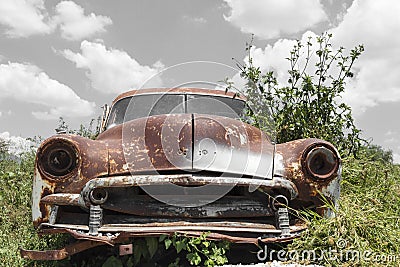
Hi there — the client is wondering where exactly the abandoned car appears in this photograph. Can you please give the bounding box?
[21,88,341,260]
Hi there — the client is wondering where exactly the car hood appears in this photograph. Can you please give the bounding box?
[98,113,274,178]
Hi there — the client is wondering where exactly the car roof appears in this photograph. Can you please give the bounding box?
[112,88,246,105]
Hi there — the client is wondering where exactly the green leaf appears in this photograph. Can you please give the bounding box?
[204,259,215,267]
[187,252,202,265]
[175,240,186,253]
[164,239,172,250]
[190,237,201,245]
[133,239,148,265]
[159,234,167,242]
[203,241,210,248]
[145,237,158,258]
[102,256,123,267]
[126,257,134,267]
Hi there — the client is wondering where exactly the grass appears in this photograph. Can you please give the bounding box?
[0,152,66,267]
[1,150,399,266]
[288,157,400,266]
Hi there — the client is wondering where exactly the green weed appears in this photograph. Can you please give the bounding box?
[288,158,400,266]
[0,152,68,267]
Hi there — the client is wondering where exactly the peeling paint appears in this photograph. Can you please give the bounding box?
[25,88,341,260]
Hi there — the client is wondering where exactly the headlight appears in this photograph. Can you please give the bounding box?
[304,145,339,180]
[38,140,78,178]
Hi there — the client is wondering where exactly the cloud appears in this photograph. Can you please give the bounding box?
[233,0,400,116]
[223,0,327,40]
[330,0,400,114]
[0,62,95,120]
[0,0,111,40]
[61,41,164,94]
[231,31,319,91]
[0,0,53,37]
[53,1,112,41]
[394,153,400,165]
[182,15,207,24]
[0,132,34,155]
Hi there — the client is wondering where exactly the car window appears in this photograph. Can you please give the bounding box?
[107,93,245,128]
[107,94,185,127]
[186,95,244,119]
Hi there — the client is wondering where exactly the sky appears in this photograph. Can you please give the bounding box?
[0,0,399,163]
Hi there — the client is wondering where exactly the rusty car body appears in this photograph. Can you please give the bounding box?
[21,88,341,260]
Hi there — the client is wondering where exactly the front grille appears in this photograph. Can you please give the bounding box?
[56,185,277,225]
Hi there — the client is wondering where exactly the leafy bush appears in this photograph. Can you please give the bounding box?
[225,32,399,266]
[160,233,229,266]
[359,144,394,164]
[0,139,9,156]
[227,33,364,157]
[56,117,101,140]
[63,234,229,267]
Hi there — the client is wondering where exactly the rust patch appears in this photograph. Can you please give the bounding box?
[276,138,341,214]
[35,135,109,194]
[101,113,274,178]
[103,114,193,175]
[20,240,104,261]
[28,87,342,261]
[41,193,81,206]
[80,174,298,207]
[21,223,307,260]
[35,187,53,227]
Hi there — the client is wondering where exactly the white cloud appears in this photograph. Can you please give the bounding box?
[62,41,164,94]
[393,153,400,165]
[182,15,207,24]
[0,0,111,40]
[232,0,400,116]
[0,62,95,120]
[223,0,327,40]
[0,132,33,155]
[53,1,112,41]
[331,0,400,114]
[0,0,53,37]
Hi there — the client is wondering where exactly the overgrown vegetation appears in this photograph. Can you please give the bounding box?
[0,139,8,155]
[2,141,398,266]
[54,234,229,267]
[0,144,229,266]
[288,156,400,266]
[228,32,399,266]
[227,33,364,157]
[159,233,229,266]
[56,117,101,140]
[0,145,67,267]
[1,33,399,266]
[0,125,230,267]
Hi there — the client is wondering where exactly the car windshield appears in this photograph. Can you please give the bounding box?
[107,93,245,128]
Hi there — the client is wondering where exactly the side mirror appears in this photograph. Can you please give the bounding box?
[100,104,110,133]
